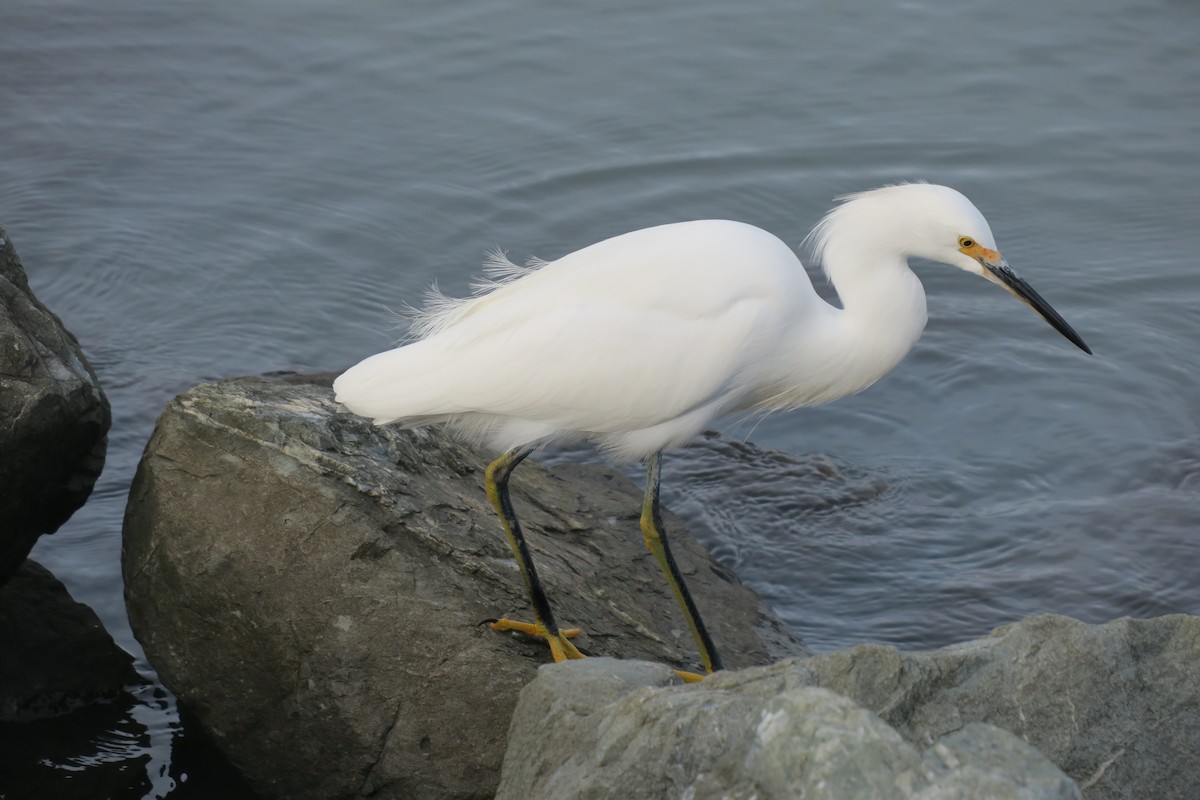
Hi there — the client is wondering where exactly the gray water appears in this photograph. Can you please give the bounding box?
[4,0,1199,795]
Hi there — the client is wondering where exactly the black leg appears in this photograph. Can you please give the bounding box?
[485,445,562,635]
[640,451,723,674]
[485,447,584,662]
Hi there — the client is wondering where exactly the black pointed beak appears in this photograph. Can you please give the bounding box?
[980,258,1092,354]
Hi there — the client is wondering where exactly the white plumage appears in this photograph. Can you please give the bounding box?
[334,183,1089,460]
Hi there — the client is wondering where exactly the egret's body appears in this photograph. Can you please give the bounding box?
[335,183,1089,678]
[337,218,922,460]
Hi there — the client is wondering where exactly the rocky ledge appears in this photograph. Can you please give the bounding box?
[123,374,1198,800]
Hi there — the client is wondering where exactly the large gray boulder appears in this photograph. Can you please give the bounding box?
[122,374,807,800]
[498,614,1199,799]
[498,658,1080,800]
[0,227,109,585]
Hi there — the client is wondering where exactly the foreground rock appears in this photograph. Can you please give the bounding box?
[802,614,1199,800]
[499,615,1199,799]
[0,560,140,720]
[123,374,807,800]
[0,227,110,585]
[499,658,1080,800]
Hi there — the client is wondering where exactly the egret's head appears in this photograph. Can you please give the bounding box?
[809,183,1091,354]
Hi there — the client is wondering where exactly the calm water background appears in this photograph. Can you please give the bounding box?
[4,0,1199,795]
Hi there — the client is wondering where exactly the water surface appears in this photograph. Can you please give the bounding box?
[4,0,1198,795]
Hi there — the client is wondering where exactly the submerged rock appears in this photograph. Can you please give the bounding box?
[122,374,806,800]
[0,560,140,720]
[498,614,1199,799]
[497,658,1080,800]
[0,227,110,585]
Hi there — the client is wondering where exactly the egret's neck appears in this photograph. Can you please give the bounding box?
[824,243,928,388]
[756,244,928,411]
[830,247,927,339]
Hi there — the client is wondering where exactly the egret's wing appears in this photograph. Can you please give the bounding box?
[451,297,770,430]
[336,291,773,432]
[334,219,810,431]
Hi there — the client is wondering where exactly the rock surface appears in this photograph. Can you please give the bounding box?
[499,614,1199,799]
[498,658,1081,800]
[800,613,1199,800]
[0,227,110,585]
[0,560,140,720]
[122,374,807,800]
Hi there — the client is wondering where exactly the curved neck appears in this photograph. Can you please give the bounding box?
[755,246,928,412]
[825,245,928,391]
[829,248,927,335]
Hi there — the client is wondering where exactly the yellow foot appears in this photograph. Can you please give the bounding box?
[489,618,586,662]
[488,619,711,680]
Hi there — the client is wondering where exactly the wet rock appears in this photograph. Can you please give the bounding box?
[0,227,110,585]
[0,560,140,720]
[497,658,1080,800]
[122,374,807,800]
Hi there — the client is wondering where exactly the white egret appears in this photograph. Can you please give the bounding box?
[334,183,1090,680]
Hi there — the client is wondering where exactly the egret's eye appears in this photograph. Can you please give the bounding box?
[959,237,975,249]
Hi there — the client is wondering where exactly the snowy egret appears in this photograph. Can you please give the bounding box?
[334,183,1090,679]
